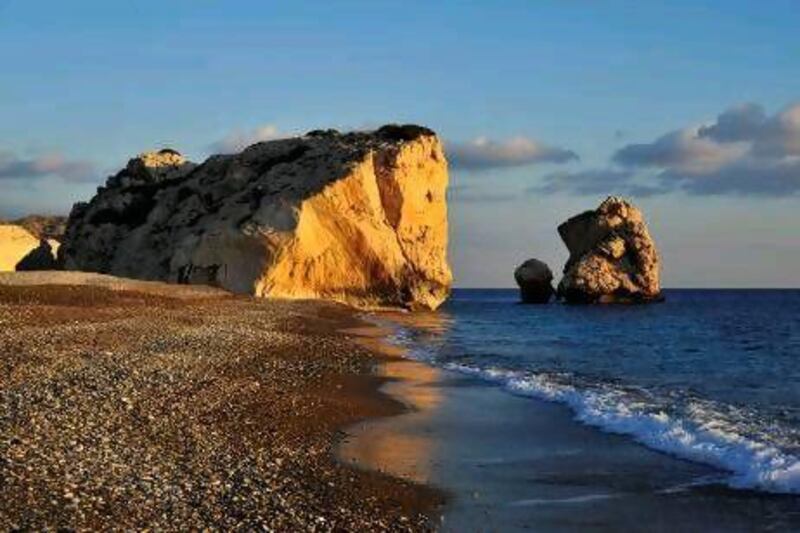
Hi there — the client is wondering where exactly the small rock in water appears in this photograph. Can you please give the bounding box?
[513,258,554,304]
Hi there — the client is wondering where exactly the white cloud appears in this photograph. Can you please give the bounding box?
[208,124,286,154]
[698,102,766,142]
[698,101,800,157]
[535,101,800,197]
[0,150,96,182]
[613,127,748,175]
[661,155,800,196]
[447,136,577,170]
[754,102,800,157]
[613,101,800,196]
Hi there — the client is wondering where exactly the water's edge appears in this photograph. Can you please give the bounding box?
[337,309,800,531]
[359,310,800,495]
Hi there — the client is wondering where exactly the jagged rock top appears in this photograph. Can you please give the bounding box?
[558,196,661,304]
[60,124,451,310]
[3,215,67,241]
[89,125,438,198]
[103,149,197,190]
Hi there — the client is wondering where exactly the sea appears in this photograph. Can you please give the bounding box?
[344,288,800,531]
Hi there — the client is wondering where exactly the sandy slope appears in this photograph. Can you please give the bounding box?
[0,225,39,271]
[0,271,228,298]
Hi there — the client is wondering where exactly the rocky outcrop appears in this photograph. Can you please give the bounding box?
[0,225,41,271]
[16,239,60,271]
[514,258,554,304]
[60,125,452,310]
[557,197,661,304]
[10,215,67,242]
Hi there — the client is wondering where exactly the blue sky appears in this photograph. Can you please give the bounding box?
[1,1,798,287]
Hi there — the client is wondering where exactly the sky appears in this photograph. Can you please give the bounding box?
[1,1,798,287]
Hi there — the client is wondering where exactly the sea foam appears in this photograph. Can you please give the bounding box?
[444,362,800,495]
[373,313,800,495]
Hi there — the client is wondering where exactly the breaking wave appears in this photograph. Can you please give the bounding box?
[443,362,800,494]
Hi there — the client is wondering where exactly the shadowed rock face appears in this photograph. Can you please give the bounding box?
[60,125,452,310]
[557,197,662,304]
[514,258,554,304]
[16,240,59,271]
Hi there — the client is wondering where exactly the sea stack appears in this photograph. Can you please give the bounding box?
[60,125,452,310]
[514,258,554,304]
[557,196,662,304]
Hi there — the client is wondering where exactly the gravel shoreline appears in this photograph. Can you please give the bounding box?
[0,274,442,530]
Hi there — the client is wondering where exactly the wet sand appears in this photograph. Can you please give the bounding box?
[0,273,442,530]
[340,314,800,532]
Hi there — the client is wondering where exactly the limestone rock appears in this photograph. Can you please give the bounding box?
[557,196,662,304]
[105,148,197,189]
[514,258,554,304]
[60,126,452,310]
[0,225,42,271]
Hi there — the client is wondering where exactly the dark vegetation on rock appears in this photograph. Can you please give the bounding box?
[15,240,58,271]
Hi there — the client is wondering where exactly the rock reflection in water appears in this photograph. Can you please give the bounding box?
[339,310,452,485]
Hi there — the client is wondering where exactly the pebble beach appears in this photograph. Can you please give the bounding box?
[0,273,441,530]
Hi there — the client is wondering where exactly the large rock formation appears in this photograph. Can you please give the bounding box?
[514,258,554,304]
[60,125,452,309]
[0,225,41,271]
[557,197,661,304]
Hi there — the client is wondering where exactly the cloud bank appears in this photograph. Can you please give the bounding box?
[532,168,667,197]
[208,124,286,154]
[0,150,95,183]
[543,101,800,197]
[447,184,518,203]
[447,136,578,170]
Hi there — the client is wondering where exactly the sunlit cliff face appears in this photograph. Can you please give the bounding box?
[60,127,452,310]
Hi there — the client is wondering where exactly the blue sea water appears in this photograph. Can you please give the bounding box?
[387,288,800,495]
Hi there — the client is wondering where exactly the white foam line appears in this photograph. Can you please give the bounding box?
[508,493,619,507]
[370,317,800,495]
[445,363,800,495]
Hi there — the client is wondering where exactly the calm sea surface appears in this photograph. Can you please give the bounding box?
[389,288,800,495]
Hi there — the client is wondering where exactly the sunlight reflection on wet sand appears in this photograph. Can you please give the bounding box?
[338,310,452,485]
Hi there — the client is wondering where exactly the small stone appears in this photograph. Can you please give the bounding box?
[513,258,554,304]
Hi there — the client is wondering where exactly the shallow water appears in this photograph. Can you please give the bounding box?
[397,288,800,495]
[341,288,800,531]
